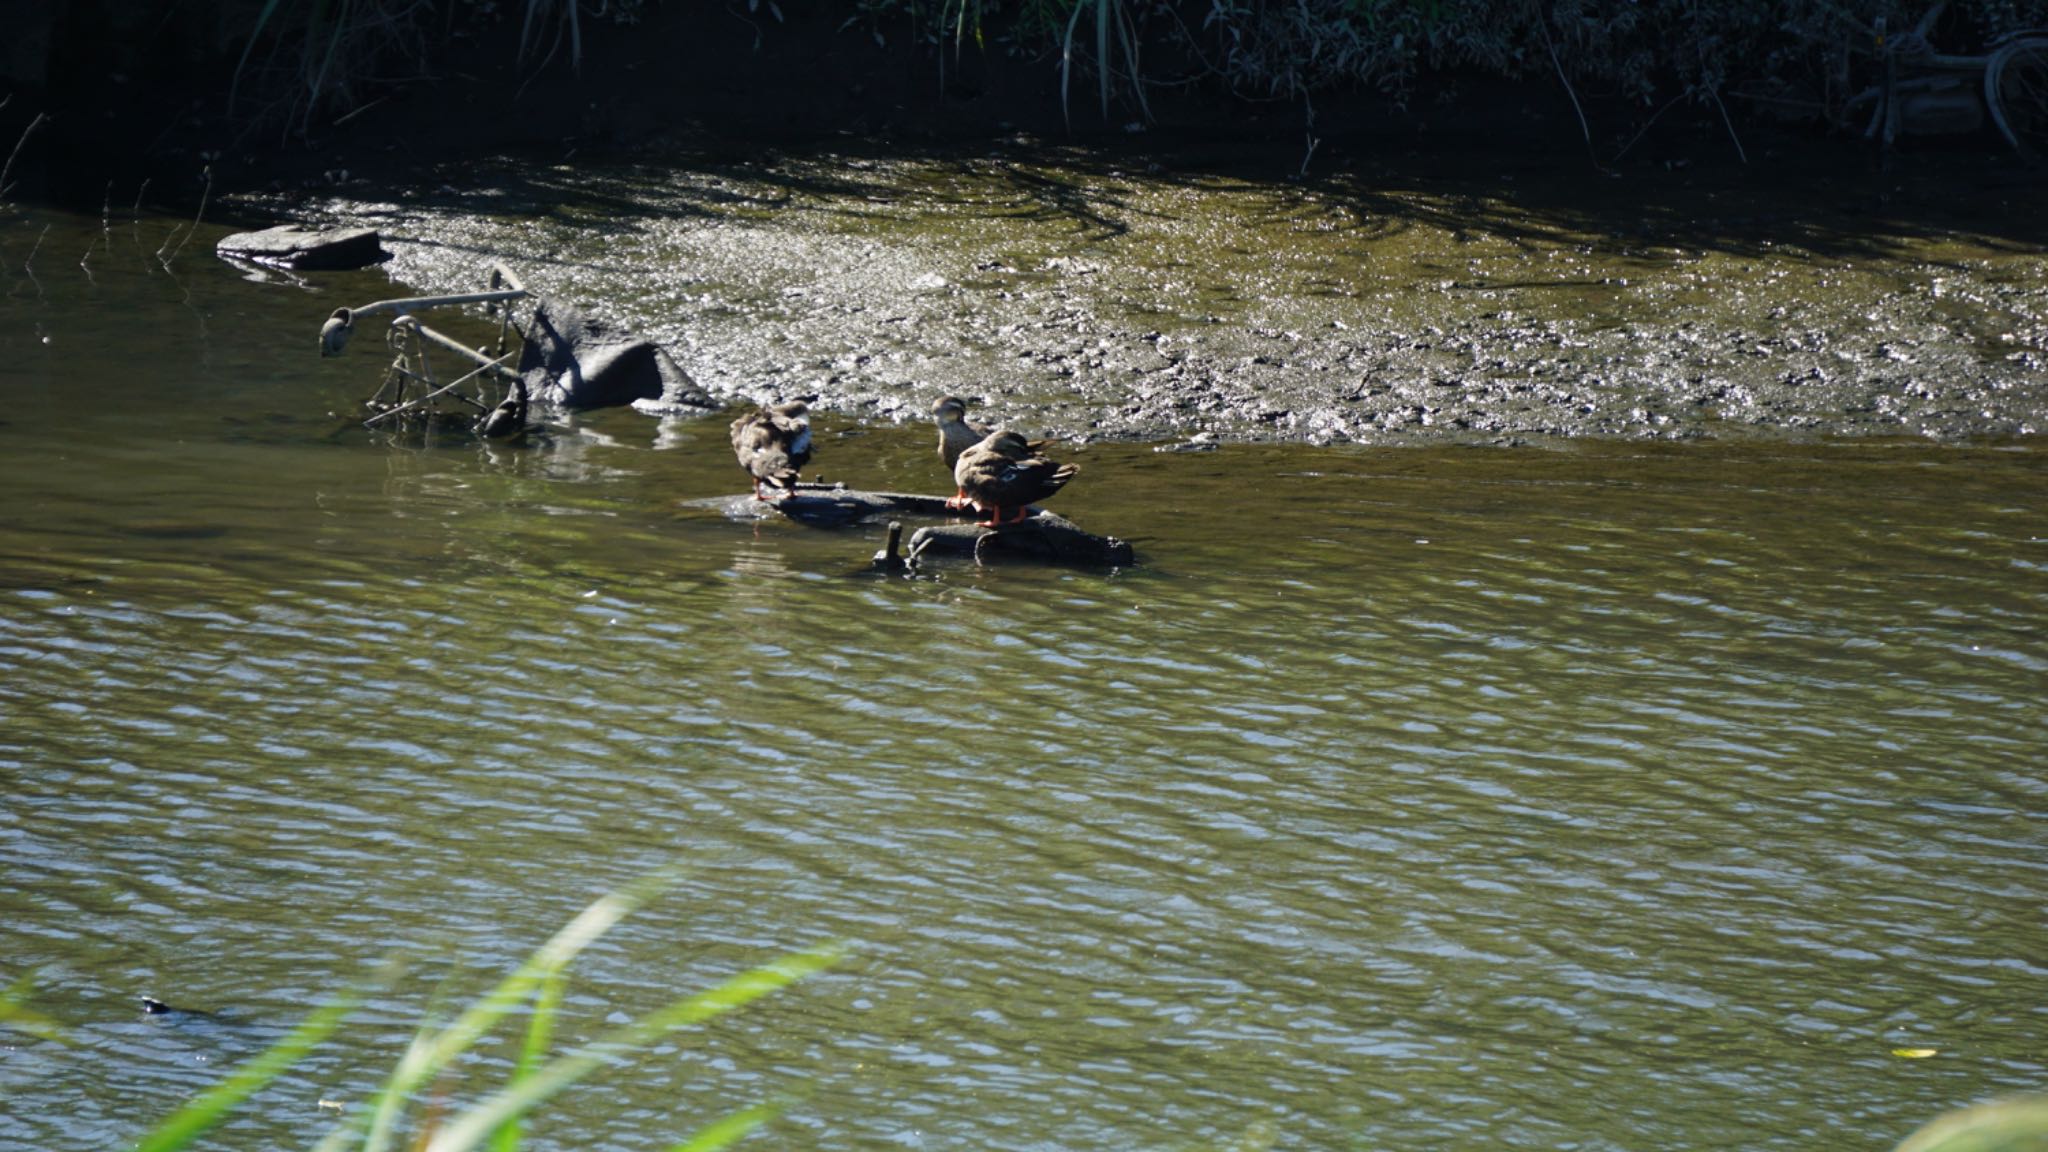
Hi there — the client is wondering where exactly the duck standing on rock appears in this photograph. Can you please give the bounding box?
[932,395,990,509]
[954,430,1077,526]
[729,400,812,501]
[933,395,1057,510]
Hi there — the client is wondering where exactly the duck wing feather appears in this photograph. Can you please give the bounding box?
[954,432,1077,511]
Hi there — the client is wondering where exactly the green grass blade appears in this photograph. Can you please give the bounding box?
[567,0,583,72]
[361,873,677,1152]
[0,970,72,1045]
[229,0,288,109]
[1895,1093,2048,1152]
[489,965,567,1152]
[133,978,375,1152]
[665,1100,785,1152]
[1115,1,1151,122]
[305,0,354,134]
[1097,0,1111,119]
[518,0,543,61]
[422,941,846,1152]
[1062,0,1087,128]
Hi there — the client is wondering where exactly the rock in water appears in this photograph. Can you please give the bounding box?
[216,225,387,270]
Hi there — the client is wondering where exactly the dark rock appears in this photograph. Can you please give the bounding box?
[720,485,955,528]
[215,225,387,270]
[909,511,1134,567]
[711,486,1132,566]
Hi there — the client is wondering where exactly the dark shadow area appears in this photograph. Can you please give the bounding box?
[5,1,2043,260]
[210,119,2048,271]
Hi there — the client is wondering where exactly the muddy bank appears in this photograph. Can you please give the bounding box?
[14,0,2039,446]
[246,128,2047,448]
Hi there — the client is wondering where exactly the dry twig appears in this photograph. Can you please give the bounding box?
[156,167,213,270]
[1,111,50,202]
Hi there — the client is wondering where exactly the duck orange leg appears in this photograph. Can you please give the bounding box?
[978,505,1035,527]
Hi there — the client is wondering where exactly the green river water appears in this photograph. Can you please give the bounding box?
[1,194,2044,1152]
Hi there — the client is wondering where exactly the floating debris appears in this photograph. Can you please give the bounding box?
[321,263,716,442]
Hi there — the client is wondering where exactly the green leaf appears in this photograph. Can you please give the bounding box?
[1894,1094,2048,1152]
[490,965,568,1152]
[0,970,72,1046]
[421,941,846,1152]
[359,871,680,1152]
[665,1100,785,1152]
[229,0,288,110]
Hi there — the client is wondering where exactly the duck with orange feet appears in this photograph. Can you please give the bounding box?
[953,430,1077,527]
[932,396,1057,511]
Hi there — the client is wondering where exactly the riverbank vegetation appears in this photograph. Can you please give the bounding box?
[16,1,2048,144]
[231,0,2048,128]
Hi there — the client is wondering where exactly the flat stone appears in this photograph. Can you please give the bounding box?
[215,224,387,270]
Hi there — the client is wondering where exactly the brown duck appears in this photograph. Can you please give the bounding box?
[931,395,989,509]
[933,396,1055,510]
[953,430,1077,526]
[729,401,812,501]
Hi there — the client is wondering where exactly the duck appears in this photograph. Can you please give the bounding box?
[953,430,1077,526]
[729,400,813,501]
[932,395,988,508]
[932,395,1054,510]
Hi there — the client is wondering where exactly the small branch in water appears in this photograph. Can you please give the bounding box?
[157,166,212,271]
[22,222,50,295]
[0,111,50,202]
[24,223,49,273]
[82,179,113,273]
[127,178,153,269]
[154,225,185,267]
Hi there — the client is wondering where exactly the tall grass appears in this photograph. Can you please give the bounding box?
[182,0,2048,145]
[1061,0,1153,126]
[227,0,645,138]
[124,876,843,1152]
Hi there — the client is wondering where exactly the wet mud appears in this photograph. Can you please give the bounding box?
[238,134,2048,446]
